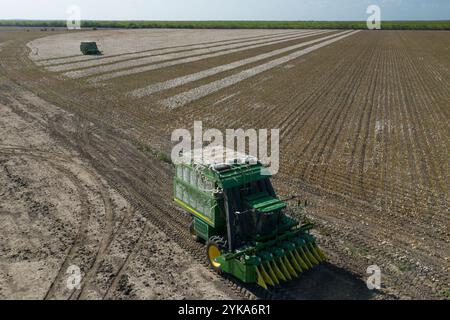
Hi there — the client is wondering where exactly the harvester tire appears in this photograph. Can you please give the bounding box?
[206,236,227,273]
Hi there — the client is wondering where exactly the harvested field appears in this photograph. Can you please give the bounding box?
[1,27,449,300]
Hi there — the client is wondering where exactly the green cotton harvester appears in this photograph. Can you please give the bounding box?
[173,148,326,289]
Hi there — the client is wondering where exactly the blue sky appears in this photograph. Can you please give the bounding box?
[1,0,449,21]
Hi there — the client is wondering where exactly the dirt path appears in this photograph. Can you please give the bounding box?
[0,81,236,300]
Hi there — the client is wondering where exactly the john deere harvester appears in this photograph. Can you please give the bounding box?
[80,42,101,55]
[173,150,326,289]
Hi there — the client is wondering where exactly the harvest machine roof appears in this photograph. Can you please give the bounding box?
[178,147,269,188]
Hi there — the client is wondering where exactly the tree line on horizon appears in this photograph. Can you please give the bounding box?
[0,20,449,30]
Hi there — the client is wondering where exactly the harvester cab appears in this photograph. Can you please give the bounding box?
[173,148,326,289]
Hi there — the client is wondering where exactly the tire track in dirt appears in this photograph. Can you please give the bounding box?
[0,85,116,300]
[0,147,112,300]
[101,222,150,299]
[0,90,145,300]
[1,96,121,299]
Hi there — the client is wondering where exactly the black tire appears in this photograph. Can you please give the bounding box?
[206,236,227,273]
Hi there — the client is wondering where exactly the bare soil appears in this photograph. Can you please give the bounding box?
[0,80,235,300]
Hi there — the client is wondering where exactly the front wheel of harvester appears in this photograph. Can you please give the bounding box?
[206,236,227,273]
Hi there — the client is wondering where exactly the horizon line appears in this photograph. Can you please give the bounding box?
[2,19,450,22]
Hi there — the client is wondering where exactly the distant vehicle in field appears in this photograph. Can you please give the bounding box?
[80,42,101,55]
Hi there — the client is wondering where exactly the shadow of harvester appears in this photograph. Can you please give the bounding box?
[270,262,378,300]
